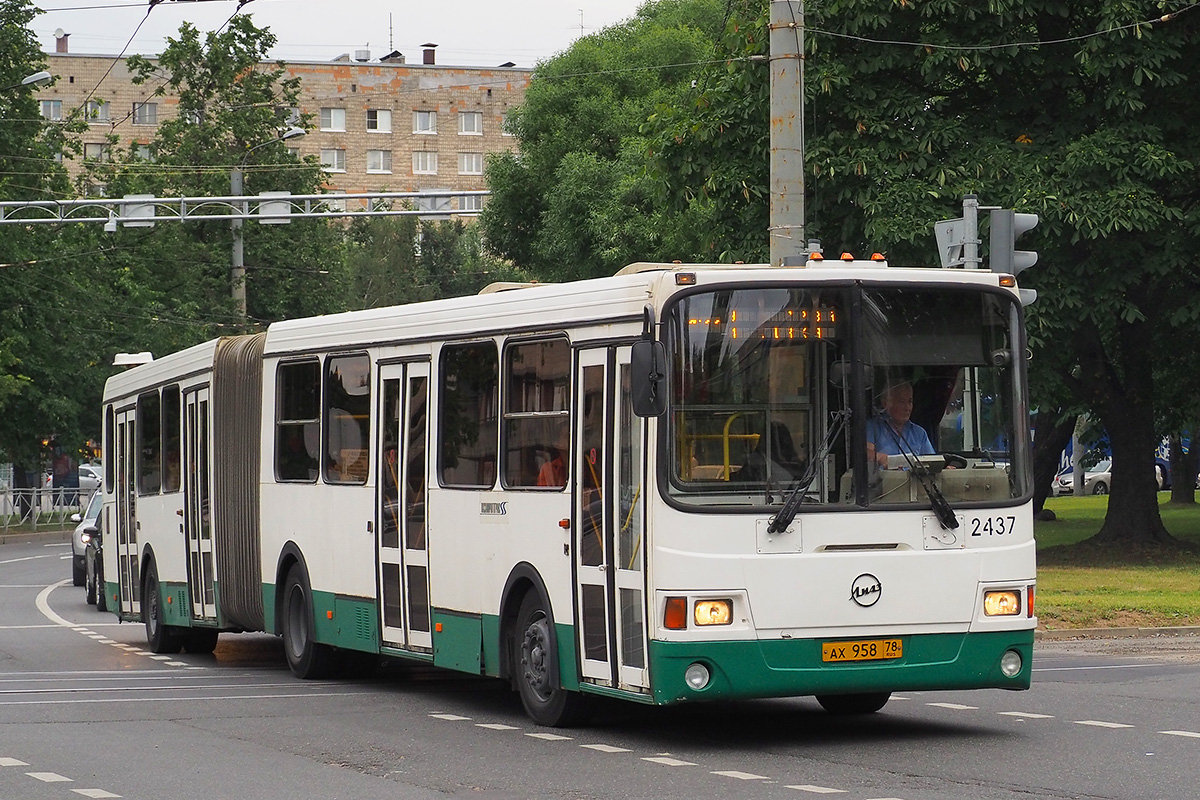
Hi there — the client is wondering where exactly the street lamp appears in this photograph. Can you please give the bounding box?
[231,126,305,321]
[1,70,52,92]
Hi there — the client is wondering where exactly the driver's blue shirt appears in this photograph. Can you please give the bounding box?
[866,416,935,457]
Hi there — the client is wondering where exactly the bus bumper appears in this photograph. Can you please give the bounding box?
[647,629,1034,705]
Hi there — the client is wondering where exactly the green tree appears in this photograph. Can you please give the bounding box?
[481,0,724,280]
[647,0,1200,548]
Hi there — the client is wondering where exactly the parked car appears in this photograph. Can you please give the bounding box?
[84,516,105,610]
[1054,460,1112,496]
[70,490,101,586]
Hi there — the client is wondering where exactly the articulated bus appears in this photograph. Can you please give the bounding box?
[100,257,1036,725]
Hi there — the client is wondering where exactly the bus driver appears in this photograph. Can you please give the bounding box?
[866,382,935,468]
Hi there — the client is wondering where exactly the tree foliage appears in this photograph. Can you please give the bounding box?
[481,0,725,280]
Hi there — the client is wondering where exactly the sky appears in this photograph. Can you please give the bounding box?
[30,0,651,68]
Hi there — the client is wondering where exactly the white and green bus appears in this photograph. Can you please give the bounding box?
[101,257,1036,725]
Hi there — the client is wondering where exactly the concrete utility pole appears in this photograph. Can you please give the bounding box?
[769,0,805,266]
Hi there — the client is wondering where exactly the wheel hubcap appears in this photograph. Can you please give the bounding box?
[522,617,552,699]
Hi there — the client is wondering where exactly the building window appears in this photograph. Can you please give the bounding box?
[40,100,62,121]
[285,107,301,126]
[458,152,483,175]
[367,149,392,173]
[503,338,571,489]
[459,111,482,135]
[366,108,392,132]
[132,102,157,125]
[439,342,499,488]
[320,148,346,172]
[413,110,437,134]
[83,143,112,162]
[135,144,154,161]
[460,194,483,212]
[85,100,108,122]
[320,107,346,132]
[413,151,438,175]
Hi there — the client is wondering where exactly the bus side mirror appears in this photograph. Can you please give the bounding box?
[631,339,667,418]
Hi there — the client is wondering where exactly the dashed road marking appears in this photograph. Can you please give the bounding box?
[786,785,847,794]
[999,711,1054,719]
[526,732,572,741]
[1075,720,1134,729]
[643,756,696,766]
[927,702,977,710]
[1161,730,1200,739]
[0,757,29,766]
[149,655,172,661]
[712,770,768,780]
[28,771,73,782]
[72,790,121,798]
[476,723,518,730]
[428,713,470,721]
[581,744,630,753]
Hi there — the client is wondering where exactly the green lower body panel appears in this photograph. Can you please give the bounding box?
[648,629,1034,705]
[433,610,482,673]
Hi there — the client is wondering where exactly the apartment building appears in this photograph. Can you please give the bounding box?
[37,38,531,211]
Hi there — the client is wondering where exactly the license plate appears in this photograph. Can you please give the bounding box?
[821,638,902,662]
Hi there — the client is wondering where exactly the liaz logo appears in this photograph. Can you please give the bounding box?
[850,574,882,607]
[480,502,507,516]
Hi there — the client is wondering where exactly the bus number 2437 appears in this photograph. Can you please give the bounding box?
[970,516,1017,537]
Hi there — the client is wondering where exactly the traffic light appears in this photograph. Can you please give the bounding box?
[989,208,1038,275]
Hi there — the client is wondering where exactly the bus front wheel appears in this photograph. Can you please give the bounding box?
[282,566,337,679]
[816,692,891,715]
[513,593,586,727]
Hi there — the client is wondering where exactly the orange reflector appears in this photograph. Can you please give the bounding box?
[326,610,333,619]
[871,252,886,261]
[999,275,1017,287]
[840,252,854,261]
[675,272,696,285]
[664,596,688,630]
[559,518,570,529]
[809,252,824,260]
[435,622,443,633]
[166,595,172,604]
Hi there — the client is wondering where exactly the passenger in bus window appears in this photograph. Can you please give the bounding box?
[537,420,568,488]
[866,382,934,467]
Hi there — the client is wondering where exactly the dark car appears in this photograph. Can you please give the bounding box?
[84,516,105,610]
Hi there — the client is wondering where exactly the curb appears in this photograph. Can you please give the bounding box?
[0,528,71,545]
[1037,626,1200,641]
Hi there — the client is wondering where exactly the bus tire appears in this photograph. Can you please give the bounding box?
[143,560,183,654]
[95,560,107,612]
[816,692,891,715]
[513,592,586,727]
[282,566,337,679]
[183,628,219,655]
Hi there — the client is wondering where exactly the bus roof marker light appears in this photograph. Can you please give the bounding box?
[675,272,696,285]
[840,252,854,261]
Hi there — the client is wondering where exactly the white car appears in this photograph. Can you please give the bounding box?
[78,463,102,495]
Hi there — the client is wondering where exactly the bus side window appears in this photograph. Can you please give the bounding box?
[275,359,321,482]
[324,355,371,485]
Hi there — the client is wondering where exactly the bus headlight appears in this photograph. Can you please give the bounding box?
[685,662,711,690]
[1000,649,1023,678]
[694,599,732,626]
[983,590,1021,616]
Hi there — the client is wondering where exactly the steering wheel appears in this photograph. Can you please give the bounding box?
[944,454,969,470]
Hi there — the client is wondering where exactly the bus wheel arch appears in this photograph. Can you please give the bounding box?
[498,563,552,686]
[141,549,183,654]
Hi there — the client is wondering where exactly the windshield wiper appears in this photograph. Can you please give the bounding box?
[887,442,959,531]
[768,410,847,534]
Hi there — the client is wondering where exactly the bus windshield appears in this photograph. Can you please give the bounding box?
[664,284,1027,509]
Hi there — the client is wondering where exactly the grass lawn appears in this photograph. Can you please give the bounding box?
[1036,494,1200,630]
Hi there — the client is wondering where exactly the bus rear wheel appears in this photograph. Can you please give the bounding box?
[816,692,891,715]
[183,628,219,654]
[513,593,586,727]
[143,561,183,654]
[282,566,337,679]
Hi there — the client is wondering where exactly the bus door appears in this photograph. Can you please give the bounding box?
[114,408,140,617]
[376,362,433,651]
[183,388,216,620]
[575,347,649,690]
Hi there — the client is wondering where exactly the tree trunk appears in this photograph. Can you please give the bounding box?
[1168,433,1199,504]
[1032,411,1076,514]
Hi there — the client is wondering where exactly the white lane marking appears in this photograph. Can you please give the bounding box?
[0,555,58,565]
[97,640,116,645]
[35,580,75,628]
[0,624,83,630]
[44,543,71,548]
[73,790,122,798]
[0,691,367,707]
[581,744,630,753]
[88,634,107,640]
[786,785,847,794]
[1037,664,1159,672]
[0,757,30,766]
[475,723,518,730]
[1161,730,1200,739]
[429,713,471,721]
[712,770,768,780]
[999,711,1054,719]
[1075,720,1134,729]
[526,733,572,741]
[927,702,977,710]
[164,662,188,667]
[643,756,695,766]
[28,772,73,782]
[149,656,172,661]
